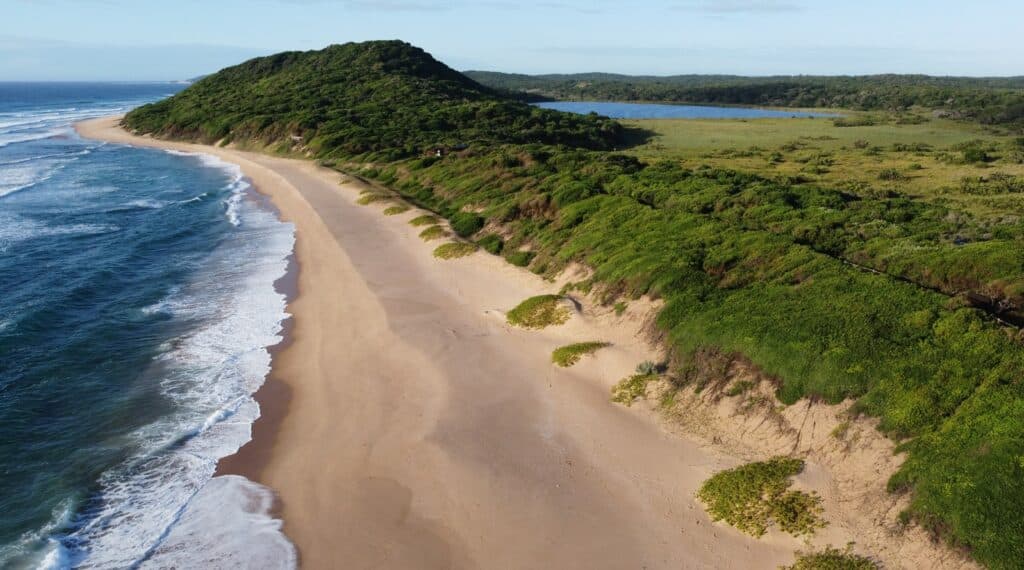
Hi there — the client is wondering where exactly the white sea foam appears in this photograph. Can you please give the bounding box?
[123,198,169,210]
[140,476,296,570]
[55,163,296,569]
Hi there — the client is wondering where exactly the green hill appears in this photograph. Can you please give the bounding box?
[123,41,623,159]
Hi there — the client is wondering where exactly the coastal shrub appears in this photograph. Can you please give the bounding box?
[551,341,611,367]
[409,214,439,227]
[476,233,504,254]
[449,211,485,237]
[418,225,448,241]
[877,168,904,181]
[614,301,628,315]
[962,147,991,163]
[635,360,658,375]
[611,373,656,406]
[506,294,571,329]
[432,242,478,259]
[782,545,878,570]
[506,250,535,267]
[697,457,825,538]
[383,204,410,215]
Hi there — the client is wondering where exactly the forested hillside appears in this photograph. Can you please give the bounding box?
[125,41,623,159]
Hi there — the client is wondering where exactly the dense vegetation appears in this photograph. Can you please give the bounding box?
[124,41,623,159]
[126,41,1024,568]
[697,457,824,538]
[467,71,1024,129]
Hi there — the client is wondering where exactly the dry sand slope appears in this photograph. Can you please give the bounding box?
[78,116,864,569]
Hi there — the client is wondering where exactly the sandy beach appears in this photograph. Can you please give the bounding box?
[75,116,852,569]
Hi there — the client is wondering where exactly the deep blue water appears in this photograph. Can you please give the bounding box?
[0,84,295,568]
[535,100,838,119]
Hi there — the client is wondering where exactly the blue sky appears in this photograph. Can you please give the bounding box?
[2,0,1021,80]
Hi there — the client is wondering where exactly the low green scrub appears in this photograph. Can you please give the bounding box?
[506,250,535,267]
[551,341,610,367]
[506,294,571,329]
[409,214,439,227]
[449,211,484,237]
[418,225,448,241]
[610,373,656,405]
[782,546,878,570]
[476,233,504,254]
[697,457,825,538]
[383,204,410,215]
[432,242,478,259]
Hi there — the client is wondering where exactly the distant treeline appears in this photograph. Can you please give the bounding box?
[466,71,1024,128]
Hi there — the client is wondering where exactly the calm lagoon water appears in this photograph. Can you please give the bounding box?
[536,100,838,119]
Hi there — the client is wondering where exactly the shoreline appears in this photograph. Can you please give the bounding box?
[74,116,967,569]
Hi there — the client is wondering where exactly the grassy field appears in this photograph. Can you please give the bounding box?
[624,113,1024,218]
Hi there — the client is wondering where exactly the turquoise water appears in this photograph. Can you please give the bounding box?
[535,100,838,119]
[0,84,296,568]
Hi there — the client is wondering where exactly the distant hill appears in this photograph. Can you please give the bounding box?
[124,41,623,158]
[466,71,1024,127]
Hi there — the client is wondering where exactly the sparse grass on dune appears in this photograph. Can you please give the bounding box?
[551,341,611,367]
[409,214,439,227]
[356,192,390,205]
[432,242,478,259]
[697,457,825,538]
[782,545,878,570]
[418,225,448,241]
[383,204,410,215]
[610,373,656,405]
[506,294,572,329]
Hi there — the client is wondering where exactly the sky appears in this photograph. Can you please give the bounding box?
[1,0,1021,81]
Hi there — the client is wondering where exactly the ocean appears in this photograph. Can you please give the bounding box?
[0,83,297,569]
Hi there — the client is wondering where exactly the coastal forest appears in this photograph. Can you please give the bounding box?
[125,40,1024,569]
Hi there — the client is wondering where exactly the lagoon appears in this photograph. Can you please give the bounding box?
[535,101,838,119]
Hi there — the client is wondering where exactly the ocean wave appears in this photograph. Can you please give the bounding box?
[0,129,65,149]
[110,198,170,212]
[51,173,296,568]
[0,499,75,570]
[0,158,67,198]
[140,476,296,570]
[0,215,121,245]
[161,149,250,227]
